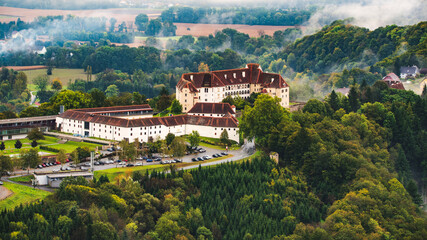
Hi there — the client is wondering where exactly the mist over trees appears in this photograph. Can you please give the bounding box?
[1,0,121,10]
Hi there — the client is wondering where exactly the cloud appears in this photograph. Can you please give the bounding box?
[307,0,427,30]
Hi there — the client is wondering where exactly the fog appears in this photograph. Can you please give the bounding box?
[307,0,427,30]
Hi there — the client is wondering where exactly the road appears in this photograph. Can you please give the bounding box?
[9,141,255,176]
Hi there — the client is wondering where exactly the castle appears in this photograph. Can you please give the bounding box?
[176,63,290,112]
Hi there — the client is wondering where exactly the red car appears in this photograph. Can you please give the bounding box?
[66,159,70,163]
[56,161,60,165]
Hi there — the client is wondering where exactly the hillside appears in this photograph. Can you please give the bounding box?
[279,20,427,74]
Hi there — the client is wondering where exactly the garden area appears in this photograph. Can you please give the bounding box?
[0,135,102,155]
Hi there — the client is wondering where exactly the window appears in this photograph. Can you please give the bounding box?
[185,94,187,97]
[233,73,236,78]
[242,72,246,77]
[205,88,208,93]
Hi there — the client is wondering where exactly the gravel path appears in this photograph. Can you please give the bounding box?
[0,186,13,200]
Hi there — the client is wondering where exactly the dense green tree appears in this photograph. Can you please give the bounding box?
[14,140,22,149]
[105,84,119,98]
[135,14,149,32]
[146,19,162,36]
[166,133,175,146]
[220,129,231,147]
[30,140,37,148]
[240,94,288,151]
[27,128,45,141]
[33,74,50,91]
[0,142,4,151]
[188,131,200,149]
[170,137,186,159]
[20,148,41,173]
[170,99,182,114]
[0,154,13,177]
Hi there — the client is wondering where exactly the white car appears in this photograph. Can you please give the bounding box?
[119,162,126,165]
[135,162,143,166]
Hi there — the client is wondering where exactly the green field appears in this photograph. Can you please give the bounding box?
[1,135,102,155]
[21,68,86,90]
[9,175,34,183]
[0,182,51,210]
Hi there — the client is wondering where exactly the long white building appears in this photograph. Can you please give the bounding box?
[56,103,239,142]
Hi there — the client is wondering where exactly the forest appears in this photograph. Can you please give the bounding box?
[160,7,313,26]
[1,83,426,239]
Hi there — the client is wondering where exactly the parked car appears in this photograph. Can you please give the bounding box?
[199,148,206,153]
[192,158,197,161]
[94,161,100,165]
[221,152,228,156]
[135,162,143,166]
[154,158,161,162]
[0,181,3,185]
[174,159,182,163]
[42,163,47,167]
[107,148,114,152]
[37,165,43,169]
[119,162,126,165]
[126,163,134,167]
[146,159,153,162]
[83,162,91,167]
[197,157,204,161]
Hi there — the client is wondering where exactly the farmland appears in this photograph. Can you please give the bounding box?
[0,6,303,38]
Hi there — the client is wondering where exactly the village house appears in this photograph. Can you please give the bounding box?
[383,73,405,90]
[400,65,419,79]
[176,63,290,112]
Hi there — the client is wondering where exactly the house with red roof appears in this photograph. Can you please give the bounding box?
[382,73,405,90]
[176,63,290,112]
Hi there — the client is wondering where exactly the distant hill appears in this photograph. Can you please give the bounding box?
[279,20,427,74]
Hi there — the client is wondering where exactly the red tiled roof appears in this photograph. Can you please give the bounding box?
[176,63,289,91]
[59,110,238,128]
[390,82,405,90]
[382,73,400,82]
[188,103,235,115]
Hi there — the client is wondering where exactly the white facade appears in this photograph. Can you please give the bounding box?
[56,116,239,142]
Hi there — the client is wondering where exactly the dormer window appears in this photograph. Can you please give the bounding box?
[233,73,236,78]
[224,74,227,79]
[242,72,246,77]
[190,75,193,80]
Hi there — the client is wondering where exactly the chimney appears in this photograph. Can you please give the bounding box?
[59,105,65,114]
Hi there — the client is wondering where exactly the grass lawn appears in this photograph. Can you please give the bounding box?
[9,175,35,183]
[94,164,167,181]
[21,68,86,89]
[189,135,240,151]
[1,136,102,155]
[0,182,51,210]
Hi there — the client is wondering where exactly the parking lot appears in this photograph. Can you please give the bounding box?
[12,144,250,175]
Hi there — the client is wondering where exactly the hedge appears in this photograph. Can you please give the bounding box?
[40,145,60,153]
